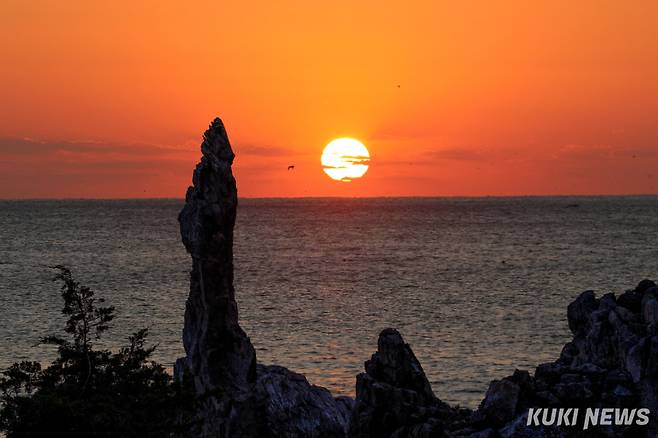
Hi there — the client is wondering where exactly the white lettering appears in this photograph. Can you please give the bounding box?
[542,408,557,425]
[636,408,650,426]
[584,408,599,430]
[600,408,614,426]
[615,408,635,425]
[557,408,573,426]
[528,407,650,430]
[527,408,542,426]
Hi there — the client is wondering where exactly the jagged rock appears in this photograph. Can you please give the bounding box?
[618,291,643,314]
[178,117,256,396]
[460,428,497,438]
[252,365,351,437]
[473,370,537,429]
[566,290,598,337]
[641,287,658,336]
[637,280,657,294]
[363,328,436,403]
[497,413,564,438]
[176,118,350,437]
[618,281,655,314]
[625,337,648,383]
[174,118,258,436]
[476,378,521,428]
[469,280,658,437]
[350,328,468,438]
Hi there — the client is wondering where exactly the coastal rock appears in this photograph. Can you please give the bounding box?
[460,429,497,438]
[641,288,658,335]
[178,117,256,396]
[497,413,564,438]
[476,378,521,428]
[467,280,658,437]
[472,369,542,431]
[566,290,598,337]
[363,328,436,403]
[253,364,351,437]
[176,118,350,437]
[350,328,467,437]
[560,283,657,436]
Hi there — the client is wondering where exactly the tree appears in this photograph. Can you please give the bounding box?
[0,266,197,437]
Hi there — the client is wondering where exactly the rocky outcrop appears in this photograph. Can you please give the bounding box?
[465,280,658,437]
[354,281,658,437]
[176,118,350,437]
[177,117,256,397]
[349,328,470,437]
[254,364,353,437]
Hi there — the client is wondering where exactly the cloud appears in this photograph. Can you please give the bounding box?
[551,143,658,161]
[422,146,530,163]
[425,144,633,164]
[0,135,316,197]
[0,137,191,157]
[361,143,657,173]
[321,153,371,170]
[0,136,197,197]
[552,144,615,160]
[235,144,294,157]
[426,147,490,161]
[340,155,371,165]
[0,137,319,162]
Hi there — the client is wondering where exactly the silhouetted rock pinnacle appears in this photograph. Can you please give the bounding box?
[175,118,350,437]
[178,117,256,396]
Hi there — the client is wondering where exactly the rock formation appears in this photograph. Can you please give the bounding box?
[461,280,658,437]
[177,117,656,437]
[347,282,658,438]
[177,117,256,397]
[350,328,470,437]
[176,118,350,437]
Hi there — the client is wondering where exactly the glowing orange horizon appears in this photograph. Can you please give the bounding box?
[1,1,658,198]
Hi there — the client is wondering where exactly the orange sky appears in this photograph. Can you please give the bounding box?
[1,0,658,198]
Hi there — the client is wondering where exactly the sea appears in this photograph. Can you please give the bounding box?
[1,197,657,408]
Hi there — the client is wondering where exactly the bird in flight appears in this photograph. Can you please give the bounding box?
[287,165,295,170]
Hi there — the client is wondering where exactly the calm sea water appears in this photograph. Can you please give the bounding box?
[1,197,657,407]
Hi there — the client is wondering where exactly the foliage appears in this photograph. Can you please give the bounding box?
[0,266,197,437]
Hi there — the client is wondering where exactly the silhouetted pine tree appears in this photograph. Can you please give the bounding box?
[0,266,198,437]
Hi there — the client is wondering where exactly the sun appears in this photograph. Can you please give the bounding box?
[321,138,370,182]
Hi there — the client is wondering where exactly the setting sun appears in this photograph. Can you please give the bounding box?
[321,138,370,182]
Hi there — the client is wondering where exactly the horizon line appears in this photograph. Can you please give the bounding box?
[2,193,658,202]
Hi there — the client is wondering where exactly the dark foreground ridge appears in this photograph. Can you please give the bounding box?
[175,118,658,437]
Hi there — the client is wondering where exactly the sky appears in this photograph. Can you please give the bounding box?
[1,0,658,198]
